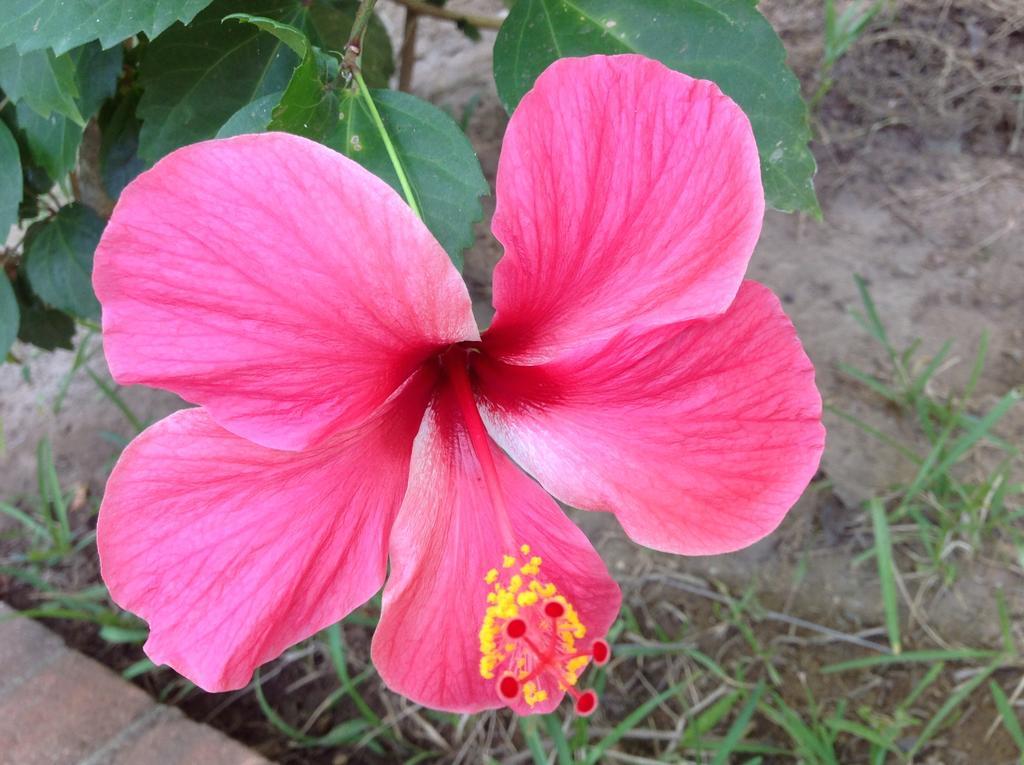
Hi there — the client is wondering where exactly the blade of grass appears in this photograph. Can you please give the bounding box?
[826,718,899,754]
[989,681,1024,751]
[995,589,1017,656]
[909,340,951,393]
[869,499,901,654]
[519,718,550,765]
[931,389,1021,478]
[324,623,383,727]
[0,501,49,538]
[853,275,890,347]
[897,661,945,713]
[53,331,97,413]
[542,713,573,765]
[36,440,70,550]
[824,404,922,463]
[761,709,837,764]
[122,657,156,679]
[253,669,372,747]
[583,681,687,765]
[86,367,145,432]
[823,648,999,673]
[681,690,742,747]
[709,681,766,765]
[908,662,998,758]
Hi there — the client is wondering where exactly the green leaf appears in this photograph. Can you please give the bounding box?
[0,46,84,125]
[13,102,84,180]
[492,0,819,215]
[227,14,342,140]
[327,88,489,269]
[0,121,21,238]
[69,42,124,122]
[868,498,901,655]
[269,48,341,139]
[0,0,215,56]
[99,92,146,198]
[216,92,282,137]
[0,276,19,359]
[224,13,310,55]
[15,277,75,351]
[138,0,392,162]
[23,204,105,320]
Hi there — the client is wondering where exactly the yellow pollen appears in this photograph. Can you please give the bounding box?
[478,545,594,708]
[516,591,539,607]
[523,681,549,707]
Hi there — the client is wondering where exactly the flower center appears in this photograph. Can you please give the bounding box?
[478,545,610,715]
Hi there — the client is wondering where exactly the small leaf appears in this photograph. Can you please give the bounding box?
[227,14,342,140]
[0,276,19,359]
[15,277,75,351]
[492,0,819,215]
[138,0,392,162]
[0,46,84,125]
[216,92,282,138]
[99,92,146,198]
[268,49,341,139]
[327,88,489,269]
[23,204,105,320]
[0,0,215,56]
[0,121,22,238]
[69,42,124,122]
[224,13,310,55]
[13,102,84,180]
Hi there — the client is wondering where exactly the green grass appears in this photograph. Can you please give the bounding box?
[834,276,1022,585]
[2,278,1022,763]
[813,0,890,108]
[1,440,86,562]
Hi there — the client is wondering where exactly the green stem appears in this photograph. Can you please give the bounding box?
[345,0,379,70]
[353,69,422,219]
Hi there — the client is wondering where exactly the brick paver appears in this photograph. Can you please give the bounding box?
[0,603,269,765]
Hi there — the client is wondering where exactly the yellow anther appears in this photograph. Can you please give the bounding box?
[479,544,596,706]
[523,681,549,707]
[516,591,539,607]
[567,655,589,676]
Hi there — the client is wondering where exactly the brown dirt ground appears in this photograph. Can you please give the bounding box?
[1,0,1022,762]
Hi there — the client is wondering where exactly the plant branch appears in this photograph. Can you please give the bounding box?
[353,69,422,220]
[389,0,503,30]
[398,8,419,91]
[344,0,380,72]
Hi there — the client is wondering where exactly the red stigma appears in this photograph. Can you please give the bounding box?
[498,674,520,700]
[480,548,607,714]
[506,618,527,639]
[575,690,598,716]
[543,600,566,618]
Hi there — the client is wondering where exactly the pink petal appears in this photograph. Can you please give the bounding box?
[98,372,433,691]
[95,132,477,451]
[478,282,825,555]
[372,384,620,714]
[485,55,764,362]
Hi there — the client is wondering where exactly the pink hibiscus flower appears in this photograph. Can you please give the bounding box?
[94,54,824,716]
